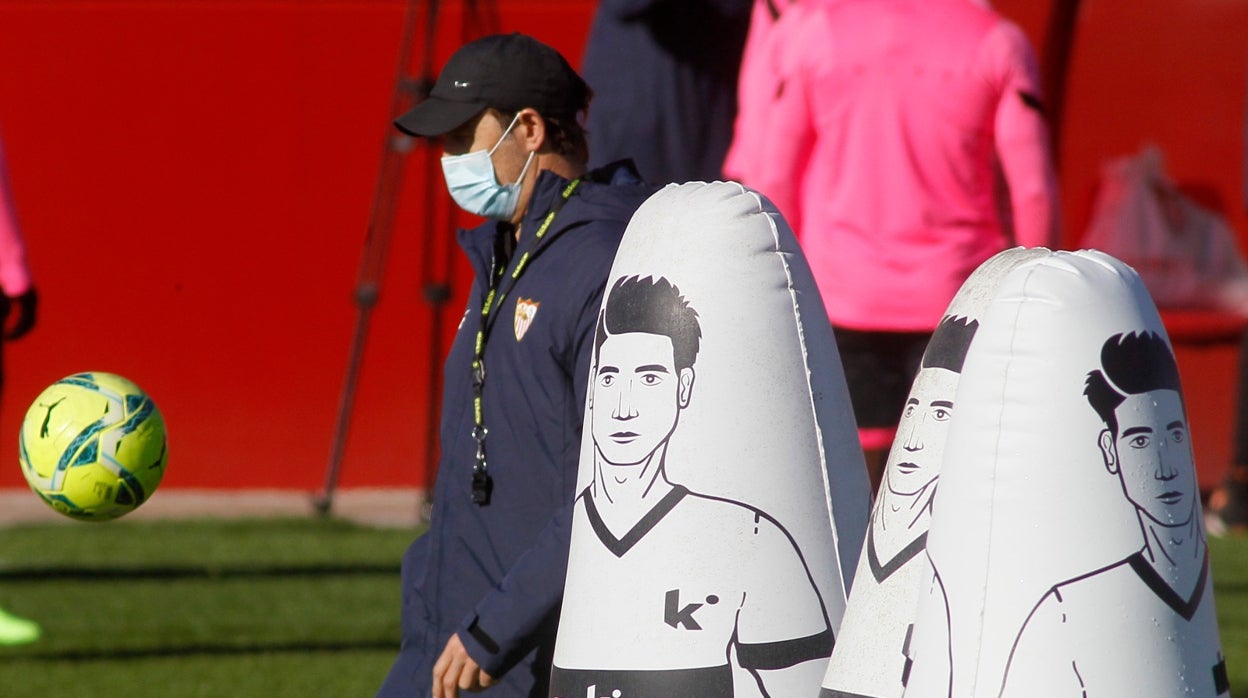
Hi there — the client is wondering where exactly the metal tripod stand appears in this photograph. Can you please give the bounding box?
[313,0,498,519]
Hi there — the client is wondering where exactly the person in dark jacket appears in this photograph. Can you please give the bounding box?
[376,33,657,698]
[581,0,751,184]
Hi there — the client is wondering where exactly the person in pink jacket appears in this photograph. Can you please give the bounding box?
[0,130,39,647]
[733,0,1060,490]
[0,137,35,341]
[722,0,798,181]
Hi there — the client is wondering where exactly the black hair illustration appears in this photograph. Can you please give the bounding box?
[595,275,702,371]
[921,315,980,374]
[1084,331,1182,435]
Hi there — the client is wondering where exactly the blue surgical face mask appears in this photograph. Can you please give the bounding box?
[441,113,535,220]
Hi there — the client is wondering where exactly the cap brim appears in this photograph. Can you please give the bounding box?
[394,97,486,137]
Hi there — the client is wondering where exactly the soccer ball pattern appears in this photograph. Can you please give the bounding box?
[19,372,168,521]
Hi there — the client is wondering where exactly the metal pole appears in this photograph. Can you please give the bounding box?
[313,0,436,516]
[1041,0,1082,170]
[316,0,498,519]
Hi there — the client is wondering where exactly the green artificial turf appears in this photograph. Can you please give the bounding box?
[0,518,1245,697]
[1213,535,1248,696]
[0,518,417,697]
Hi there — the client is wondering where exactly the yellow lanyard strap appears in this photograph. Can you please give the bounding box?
[469,177,581,505]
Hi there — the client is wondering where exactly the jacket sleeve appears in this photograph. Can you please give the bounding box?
[739,8,815,238]
[454,240,612,677]
[986,21,1061,249]
[456,500,576,677]
[724,0,786,181]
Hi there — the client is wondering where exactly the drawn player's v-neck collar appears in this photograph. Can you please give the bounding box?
[866,521,928,584]
[582,484,689,558]
[1126,546,1209,621]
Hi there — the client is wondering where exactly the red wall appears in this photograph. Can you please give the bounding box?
[1059,0,1248,242]
[0,1,1243,491]
[1038,0,1248,489]
[0,0,595,490]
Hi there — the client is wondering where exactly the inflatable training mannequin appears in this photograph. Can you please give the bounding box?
[820,247,1050,698]
[902,249,1227,698]
[549,181,871,698]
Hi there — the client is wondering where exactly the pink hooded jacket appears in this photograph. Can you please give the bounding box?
[735,0,1059,331]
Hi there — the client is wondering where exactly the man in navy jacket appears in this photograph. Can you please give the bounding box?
[582,0,751,184]
[376,33,656,698]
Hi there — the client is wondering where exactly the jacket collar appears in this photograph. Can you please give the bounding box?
[457,160,644,284]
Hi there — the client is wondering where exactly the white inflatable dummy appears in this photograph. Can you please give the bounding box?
[549,181,871,698]
[902,249,1228,698]
[819,247,1050,698]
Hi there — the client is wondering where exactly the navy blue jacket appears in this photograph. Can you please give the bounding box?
[378,162,656,698]
[582,0,751,184]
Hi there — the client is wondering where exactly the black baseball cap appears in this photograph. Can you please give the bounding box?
[394,33,590,138]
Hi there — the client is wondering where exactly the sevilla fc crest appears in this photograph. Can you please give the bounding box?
[514,298,540,341]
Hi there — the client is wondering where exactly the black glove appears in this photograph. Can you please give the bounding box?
[3,287,37,341]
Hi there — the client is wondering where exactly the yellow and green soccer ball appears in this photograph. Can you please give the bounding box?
[19,372,168,521]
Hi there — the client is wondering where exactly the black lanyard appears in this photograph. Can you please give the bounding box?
[470,177,581,505]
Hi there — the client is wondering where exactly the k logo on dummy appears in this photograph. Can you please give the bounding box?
[901,250,1228,698]
[549,182,871,698]
[819,247,1050,698]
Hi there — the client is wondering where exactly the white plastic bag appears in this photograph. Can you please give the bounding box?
[1081,145,1248,313]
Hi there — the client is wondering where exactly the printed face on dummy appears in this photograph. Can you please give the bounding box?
[592,332,692,467]
[885,366,958,503]
[1102,389,1196,527]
